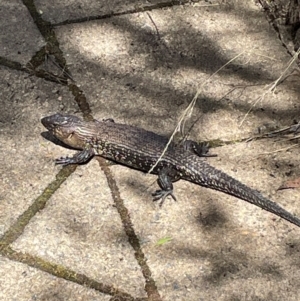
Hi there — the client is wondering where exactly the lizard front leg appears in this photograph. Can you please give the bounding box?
[55,148,95,165]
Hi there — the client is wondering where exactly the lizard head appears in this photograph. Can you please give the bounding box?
[41,113,85,149]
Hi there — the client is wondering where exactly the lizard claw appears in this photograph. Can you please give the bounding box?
[55,149,95,165]
[55,156,72,165]
[152,189,177,207]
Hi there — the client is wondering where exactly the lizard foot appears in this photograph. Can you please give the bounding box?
[55,156,73,165]
[55,148,95,165]
[152,189,177,207]
[184,140,217,157]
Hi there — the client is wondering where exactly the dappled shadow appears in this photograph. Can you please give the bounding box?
[2,1,300,300]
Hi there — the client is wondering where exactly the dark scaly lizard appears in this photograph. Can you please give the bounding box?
[41,113,300,228]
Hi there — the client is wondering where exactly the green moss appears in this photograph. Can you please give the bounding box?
[0,165,76,250]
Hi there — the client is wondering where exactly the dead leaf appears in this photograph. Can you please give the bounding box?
[278,177,300,190]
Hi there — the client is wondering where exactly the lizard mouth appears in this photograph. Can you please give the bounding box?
[41,116,56,131]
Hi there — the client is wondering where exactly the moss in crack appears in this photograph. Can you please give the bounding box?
[22,0,93,114]
[26,46,48,70]
[97,158,162,301]
[54,0,191,26]
[0,165,76,250]
[0,56,24,70]
[207,139,242,148]
[2,247,136,299]
[22,0,69,73]
[0,56,68,84]
[68,83,92,118]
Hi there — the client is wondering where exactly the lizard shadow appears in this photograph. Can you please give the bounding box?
[41,131,93,165]
[41,131,75,150]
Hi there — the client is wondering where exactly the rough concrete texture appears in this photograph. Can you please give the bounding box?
[0,255,110,300]
[0,1,45,63]
[1,0,300,300]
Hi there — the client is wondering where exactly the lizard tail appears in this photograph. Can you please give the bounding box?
[183,159,300,227]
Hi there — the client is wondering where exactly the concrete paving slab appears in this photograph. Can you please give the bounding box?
[0,66,76,236]
[0,0,45,63]
[11,160,146,298]
[0,255,109,300]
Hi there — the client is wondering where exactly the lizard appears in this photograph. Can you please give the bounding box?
[41,113,300,228]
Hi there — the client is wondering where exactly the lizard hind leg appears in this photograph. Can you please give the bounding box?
[183,140,217,158]
[152,167,180,206]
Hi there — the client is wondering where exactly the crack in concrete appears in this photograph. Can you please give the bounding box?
[0,165,77,250]
[21,0,92,116]
[97,158,162,301]
[2,247,141,300]
[53,0,195,27]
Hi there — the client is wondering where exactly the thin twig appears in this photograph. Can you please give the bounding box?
[146,12,160,40]
[45,53,75,82]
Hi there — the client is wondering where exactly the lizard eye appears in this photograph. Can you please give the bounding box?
[53,120,68,126]
[60,119,69,125]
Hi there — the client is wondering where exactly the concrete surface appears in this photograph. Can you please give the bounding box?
[1,0,300,300]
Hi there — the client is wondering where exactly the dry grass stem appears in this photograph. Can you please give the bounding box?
[239,48,300,127]
[148,51,246,173]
